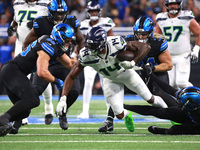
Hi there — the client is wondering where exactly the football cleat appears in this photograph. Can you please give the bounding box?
[124,111,135,132]
[0,123,12,136]
[148,126,168,134]
[98,121,114,133]
[58,115,68,130]
[22,118,28,125]
[170,120,182,126]
[9,120,22,134]
[77,112,89,119]
[45,114,53,125]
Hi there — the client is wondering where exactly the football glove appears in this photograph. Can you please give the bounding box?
[142,63,155,77]
[53,78,64,90]
[7,26,15,37]
[190,45,200,64]
[56,95,67,116]
[119,60,135,69]
[26,20,34,29]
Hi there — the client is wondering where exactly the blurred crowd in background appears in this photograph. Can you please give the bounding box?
[0,0,200,95]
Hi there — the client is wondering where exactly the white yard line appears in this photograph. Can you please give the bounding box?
[19,127,147,130]
[0,140,200,143]
[6,133,200,136]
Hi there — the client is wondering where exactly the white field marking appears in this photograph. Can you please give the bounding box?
[7,133,200,136]
[1,141,200,143]
[19,127,147,130]
[26,122,172,125]
[7,134,147,136]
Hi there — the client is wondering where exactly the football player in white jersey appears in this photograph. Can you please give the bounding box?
[155,0,200,89]
[7,0,52,126]
[76,1,115,119]
[56,27,168,132]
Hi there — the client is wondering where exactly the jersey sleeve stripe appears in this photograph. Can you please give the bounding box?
[76,20,79,27]
[80,27,88,31]
[177,16,194,20]
[33,22,39,28]
[156,18,167,22]
[79,59,100,65]
[160,40,168,51]
[101,24,113,27]
[41,43,55,56]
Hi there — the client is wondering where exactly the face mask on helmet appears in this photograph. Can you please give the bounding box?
[48,0,68,24]
[85,27,107,56]
[26,0,38,6]
[165,0,182,15]
[133,16,154,43]
[86,1,101,21]
[51,23,73,52]
[176,87,200,112]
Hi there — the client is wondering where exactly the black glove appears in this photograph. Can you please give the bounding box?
[26,20,34,29]
[142,63,155,77]
[7,26,15,37]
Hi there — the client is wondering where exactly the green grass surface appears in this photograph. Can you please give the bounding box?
[0,98,200,150]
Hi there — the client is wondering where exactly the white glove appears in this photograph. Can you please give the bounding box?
[190,45,200,64]
[119,60,135,69]
[133,66,143,70]
[56,95,67,116]
[70,51,77,59]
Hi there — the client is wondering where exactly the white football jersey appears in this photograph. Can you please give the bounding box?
[13,0,50,52]
[156,10,194,55]
[80,17,115,36]
[79,36,126,79]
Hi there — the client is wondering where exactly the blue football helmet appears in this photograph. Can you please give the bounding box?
[86,1,101,21]
[85,26,107,55]
[51,23,73,52]
[164,0,182,15]
[48,0,68,24]
[133,16,154,43]
[176,87,200,111]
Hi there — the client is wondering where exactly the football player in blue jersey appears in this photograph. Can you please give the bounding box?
[124,69,200,135]
[23,0,84,130]
[0,23,75,137]
[7,0,51,126]
[98,16,173,133]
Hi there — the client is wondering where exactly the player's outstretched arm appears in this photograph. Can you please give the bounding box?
[62,61,84,97]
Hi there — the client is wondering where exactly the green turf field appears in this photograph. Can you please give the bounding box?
[0,98,200,150]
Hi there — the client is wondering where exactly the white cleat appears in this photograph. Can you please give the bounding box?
[77,112,89,119]
[22,118,28,125]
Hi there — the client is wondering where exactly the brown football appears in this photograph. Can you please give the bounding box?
[117,50,135,61]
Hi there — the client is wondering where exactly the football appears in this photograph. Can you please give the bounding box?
[117,50,135,61]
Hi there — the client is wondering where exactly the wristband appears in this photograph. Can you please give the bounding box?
[71,52,78,58]
[152,66,155,72]
[193,45,200,52]
[53,78,58,84]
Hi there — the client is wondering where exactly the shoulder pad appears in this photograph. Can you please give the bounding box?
[108,36,127,51]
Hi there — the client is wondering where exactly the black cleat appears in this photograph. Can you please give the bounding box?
[9,120,22,134]
[59,115,68,130]
[98,121,113,133]
[45,114,53,125]
[148,126,168,134]
[0,123,12,136]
